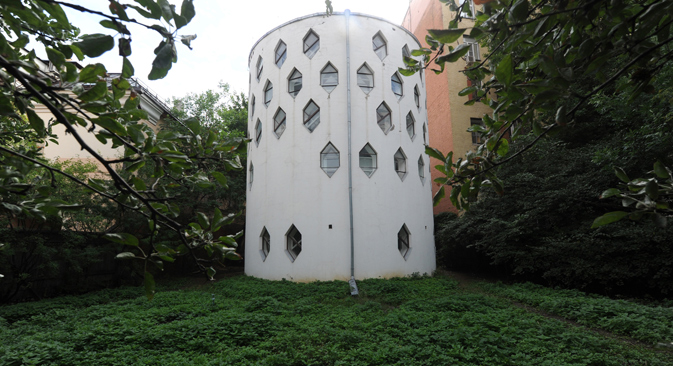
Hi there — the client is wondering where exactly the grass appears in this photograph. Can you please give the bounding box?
[1,274,672,365]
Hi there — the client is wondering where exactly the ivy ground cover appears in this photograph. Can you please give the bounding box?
[1,275,672,365]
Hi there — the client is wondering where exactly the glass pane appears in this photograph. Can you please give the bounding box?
[275,43,286,66]
[321,72,338,86]
[264,85,273,105]
[357,73,373,88]
[289,78,302,96]
[305,113,320,132]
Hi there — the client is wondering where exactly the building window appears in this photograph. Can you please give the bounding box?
[372,32,387,60]
[275,40,287,68]
[286,225,302,262]
[394,148,407,181]
[418,155,425,184]
[303,100,320,132]
[249,162,254,189]
[288,68,302,97]
[320,142,340,177]
[376,102,392,134]
[303,29,320,59]
[261,227,270,260]
[359,143,377,177]
[391,72,403,100]
[250,94,255,118]
[414,85,420,109]
[357,63,374,94]
[264,80,273,107]
[464,36,481,63]
[273,107,286,138]
[471,118,484,145]
[320,63,338,93]
[460,0,476,18]
[254,119,262,146]
[406,112,415,140]
[402,44,411,60]
[256,56,263,81]
[398,224,410,259]
[423,123,428,146]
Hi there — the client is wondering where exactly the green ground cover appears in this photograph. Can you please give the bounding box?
[1,275,672,366]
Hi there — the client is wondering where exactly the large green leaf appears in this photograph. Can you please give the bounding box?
[104,233,140,247]
[73,34,114,58]
[591,211,628,228]
[495,54,513,87]
[428,28,467,44]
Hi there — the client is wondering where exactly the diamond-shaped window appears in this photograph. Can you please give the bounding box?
[303,100,320,132]
[321,63,338,93]
[359,143,377,177]
[391,72,403,100]
[261,227,270,260]
[263,80,273,107]
[288,68,302,97]
[372,32,387,60]
[320,142,340,177]
[254,119,262,146]
[398,224,410,259]
[394,148,407,181]
[286,225,302,262]
[275,40,287,68]
[357,63,374,94]
[418,155,425,184]
[303,30,320,59]
[273,107,286,138]
[376,102,392,134]
[406,112,415,140]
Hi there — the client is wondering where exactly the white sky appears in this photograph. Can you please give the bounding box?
[64,0,412,101]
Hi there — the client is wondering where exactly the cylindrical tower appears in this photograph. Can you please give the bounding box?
[245,11,435,281]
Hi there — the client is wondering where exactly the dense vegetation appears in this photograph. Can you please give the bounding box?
[435,64,673,297]
[1,275,672,365]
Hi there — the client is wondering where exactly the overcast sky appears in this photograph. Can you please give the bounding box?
[64,0,412,102]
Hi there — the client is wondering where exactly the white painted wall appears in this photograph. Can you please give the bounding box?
[245,12,435,281]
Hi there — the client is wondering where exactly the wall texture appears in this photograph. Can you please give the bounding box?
[245,12,436,281]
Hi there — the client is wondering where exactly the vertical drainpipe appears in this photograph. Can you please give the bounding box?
[345,9,359,296]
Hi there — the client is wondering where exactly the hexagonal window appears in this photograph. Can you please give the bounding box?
[286,224,302,262]
[414,85,420,109]
[263,80,273,107]
[250,94,256,118]
[273,107,286,138]
[321,63,338,93]
[402,44,411,59]
[398,224,410,259]
[256,56,263,81]
[391,72,403,100]
[288,68,302,97]
[359,143,377,177]
[303,100,320,132]
[394,148,407,181]
[260,227,270,261]
[249,162,254,189]
[357,63,374,94]
[423,123,428,145]
[418,155,425,184]
[275,40,287,68]
[254,119,262,146]
[320,142,340,177]
[372,31,387,60]
[303,29,320,59]
[406,112,415,140]
[376,102,392,134]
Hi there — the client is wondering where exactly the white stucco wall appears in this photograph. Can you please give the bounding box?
[245,12,435,281]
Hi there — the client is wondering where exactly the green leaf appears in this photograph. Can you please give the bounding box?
[509,0,529,22]
[425,146,445,161]
[599,188,621,199]
[144,271,156,301]
[206,266,216,280]
[211,207,224,232]
[495,54,513,87]
[118,38,132,57]
[555,105,567,126]
[104,233,140,247]
[427,28,467,44]
[94,117,126,136]
[73,34,115,58]
[122,57,135,78]
[433,186,445,207]
[77,82,107,102]
[181,0,195,22]
[653,161,669,179]
[79,63,107,83]
[614,167,630,183]
[496,139,509,157]
[645,180,659,200]
[197,212,210,229]
[126,160,146,173]
[591,211,628,228]
[398,67,417,77]
[46,47,65,68]
[436,43,470,63]
[25,109,45,137]
[115,252,138,260]
[458,86,477,96]
[212,171,228,187]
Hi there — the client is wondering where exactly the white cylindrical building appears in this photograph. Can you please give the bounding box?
[245,11,435,281]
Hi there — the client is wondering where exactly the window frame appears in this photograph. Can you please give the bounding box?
[357,63,374,94]
[256,56,263,81]
[320,63,338,93]
[376,102,392,134]
[394,148,407,181]
[320,142,340,177]
[261,227,270,261]
[254,119,262,146]
[406,112,415,140]
[275,40,287,68]
[359,143,377,177]
[263,80,273,107]
[464,35,481,63]
[273,107,286,138]
[414,85,420,109]
[391,72,403,100]
[372,32,387,60]
[249,162,254,189]
[288,68,302,98]
[418,155,425,184]
[286,225,302,262]
[471,117,484,145]
[398,225,410,259]
[303,29,320,59]
[303,100,320,132]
